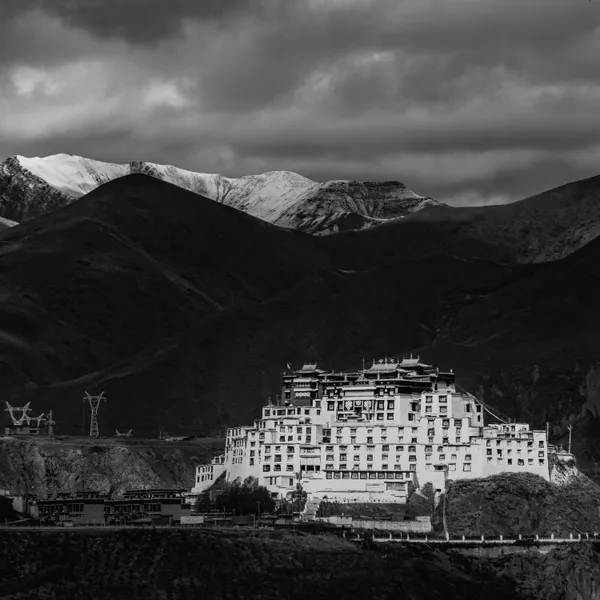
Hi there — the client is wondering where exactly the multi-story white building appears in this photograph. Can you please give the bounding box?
[191,358,549,504]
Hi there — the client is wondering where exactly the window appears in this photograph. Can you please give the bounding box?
[286,465,294,471]
[439,396,447,403]
[426,395,433,403]
[518,459,524,466]
[465,454,472,461]
[287,446,295,453]
[326,464,334,470]
[425,454,432,461]
[377,413,384,420]
[408,445,416,452]
[440,407,447,414]
[367,455,373,462]
[382,444,390,452]
[409,455,416,462]
[426,407,432,413]
[353,455,360,463]
[539,440,544,447]
[396,445,404,451]
[326,455,334,461]
[439,454,445,460]
[263,465,270,472]
[507,459,512,465]
[463,463,471,472]
[367,437,373,444]
[408,414,415,421]
[340,454,347,461]
[387,400,395,409]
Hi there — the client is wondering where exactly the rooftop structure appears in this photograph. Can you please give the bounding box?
[191,358,550,504]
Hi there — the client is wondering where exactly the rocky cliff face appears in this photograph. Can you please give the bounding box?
[437,471,600,538]
[0,154,438,234]
[0,156,73,221]
[0,437,222,498]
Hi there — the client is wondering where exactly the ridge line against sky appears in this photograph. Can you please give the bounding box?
[0,0,599,206]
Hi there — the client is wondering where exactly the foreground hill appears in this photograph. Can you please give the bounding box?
[3,529,600,600]
[0,153,436,234]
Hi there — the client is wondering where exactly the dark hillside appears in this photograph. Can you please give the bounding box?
[0,175,333,398]
[21,255,524,434]
[325,172,600,267]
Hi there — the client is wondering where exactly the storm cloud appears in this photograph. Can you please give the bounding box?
[0,0,599,205]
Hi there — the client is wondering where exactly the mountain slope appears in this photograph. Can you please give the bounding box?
[24,234,600,475]
[0,174,332,396]
[0,153,437,234]
[4,171,600,480]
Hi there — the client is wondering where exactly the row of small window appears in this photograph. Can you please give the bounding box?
[278,426,315,434]
[325,462,416,470]
[487,449,545,458]
[330,422,457,435]
[326,426,420,435]
[327,400,396,410]
[488,458,545,466]
[324,471,410,480]
[425,395,448,403]
[263,464,316,472]
[325,444,470,456]
[486,439,543,448]
[264,408,317,417]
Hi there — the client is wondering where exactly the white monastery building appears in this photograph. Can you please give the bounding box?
[191,358,549,503]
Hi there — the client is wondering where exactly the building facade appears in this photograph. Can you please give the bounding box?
[191,358,549,503]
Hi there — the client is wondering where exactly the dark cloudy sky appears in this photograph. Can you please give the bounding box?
[0,0,599,206]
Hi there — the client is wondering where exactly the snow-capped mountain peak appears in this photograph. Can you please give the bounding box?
[1,154,441,234]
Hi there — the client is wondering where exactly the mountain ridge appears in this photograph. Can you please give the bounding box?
[0,153,438,234]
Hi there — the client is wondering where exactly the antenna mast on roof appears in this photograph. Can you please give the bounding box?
[568,423,573,454]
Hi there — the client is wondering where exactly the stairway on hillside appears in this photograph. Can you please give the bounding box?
[301,496,322,522]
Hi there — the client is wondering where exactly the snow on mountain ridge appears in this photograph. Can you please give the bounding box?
[2,154,439,234]
[16,154,129,198]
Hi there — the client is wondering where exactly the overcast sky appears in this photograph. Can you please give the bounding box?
[0,0,599,206]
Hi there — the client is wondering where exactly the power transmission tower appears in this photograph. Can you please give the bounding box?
[46,410,56,436]
[84,392,106,437]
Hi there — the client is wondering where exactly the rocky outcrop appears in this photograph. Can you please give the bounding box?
[438,472,600,538]
[0,156,72,221]
[0,437,221,498]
